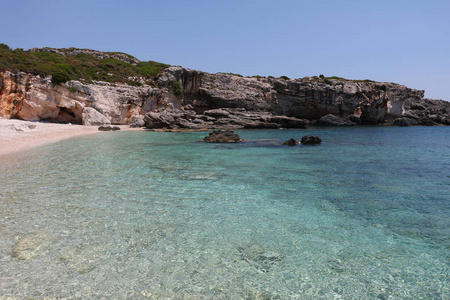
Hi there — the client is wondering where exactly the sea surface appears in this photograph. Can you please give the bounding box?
[0,126,449,299]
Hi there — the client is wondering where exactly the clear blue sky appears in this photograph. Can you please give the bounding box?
[2,0,449,100]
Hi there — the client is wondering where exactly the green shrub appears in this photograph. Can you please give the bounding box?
[172,80,185,97]
[0,48,170,85]
[0,43,10,51]
[279,75,290,80]
[51,71,69,85]
[69,86,77,93]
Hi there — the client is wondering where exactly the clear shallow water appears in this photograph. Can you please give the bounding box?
[0,126,449,299]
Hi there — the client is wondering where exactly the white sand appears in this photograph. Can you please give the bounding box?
[0,119,136,158]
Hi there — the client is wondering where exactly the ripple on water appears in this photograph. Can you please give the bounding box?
[0,127,449,298]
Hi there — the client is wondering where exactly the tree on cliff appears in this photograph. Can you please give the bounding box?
[51,71,69,85]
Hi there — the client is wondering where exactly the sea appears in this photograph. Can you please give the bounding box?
[0,126,449,299]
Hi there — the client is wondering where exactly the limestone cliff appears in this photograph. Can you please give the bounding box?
[1,48,449,127]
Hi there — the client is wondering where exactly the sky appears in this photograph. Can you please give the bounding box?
[2,0,449,100]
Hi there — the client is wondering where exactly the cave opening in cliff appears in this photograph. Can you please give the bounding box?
[52,107,82,124]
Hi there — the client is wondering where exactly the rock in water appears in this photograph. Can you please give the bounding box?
[202,130,243,143]
[283,138,299,146]
[12,233,51,260]
[301,135,322,145]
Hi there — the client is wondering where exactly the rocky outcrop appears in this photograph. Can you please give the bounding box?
[202,130,243,143]
[1,48,449,127]
[158,67,448,126]
[316,114,357,126]
[82,107,111,126]
[143,108,308,130]
[0,70,163,125]
[283,138,299,146]
[301,136,322,145]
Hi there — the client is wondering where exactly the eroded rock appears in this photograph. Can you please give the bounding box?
[317,114,356,126]
[12,233,51,260]
[82,107,111,126]
[301,135,322,145]
[283,138,299,146]
[202,130,243,143]
[98,125,121,131]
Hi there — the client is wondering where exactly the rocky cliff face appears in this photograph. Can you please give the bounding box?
[162,67,429,124]
[1,50,449,127]
[0,70,163,126]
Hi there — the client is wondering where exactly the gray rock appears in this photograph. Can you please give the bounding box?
[202,130,243,143]
[393,117,419,126]
[130,115,145,128]
[12,233,52,260]
[204,109,231,118]
[98,125,120,131]
[144,111,176,128]
[237,243,284,273]
[301,135,322,145]
[317,114,356,126]
[283,138,299,146]
[82,107,111,126]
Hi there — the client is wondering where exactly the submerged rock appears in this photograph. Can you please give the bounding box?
[301,135,322,145]
[237,243,284,273]
[283,138,299,146]
[12,233,51,260]
[202,130,243,143]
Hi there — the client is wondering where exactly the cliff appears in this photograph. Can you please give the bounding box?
[1,47,449,128]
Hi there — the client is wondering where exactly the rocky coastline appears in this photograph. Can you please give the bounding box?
[1,48,449,129]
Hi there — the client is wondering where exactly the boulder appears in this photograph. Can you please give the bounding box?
[317,114,356,126]
[392,117,419,126]
[283,138,299,146]
[202,130,243,143]
[144,111,176,128]
[82,107,111,126]
[301,135,322,145]
[98,125,120,131]
[129,115,145,128]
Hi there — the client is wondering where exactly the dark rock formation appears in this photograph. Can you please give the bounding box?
[98,125,121,131]
[301,136,322,145]
[392,117,419,126]
[283,138,299,146]
[202,130,243,143]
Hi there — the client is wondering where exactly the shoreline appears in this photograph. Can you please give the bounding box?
[0,119,139,159]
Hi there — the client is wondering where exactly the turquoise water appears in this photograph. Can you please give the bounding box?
[0,127,449,299]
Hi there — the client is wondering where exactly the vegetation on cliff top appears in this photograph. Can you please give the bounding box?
[0,44,169,85]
